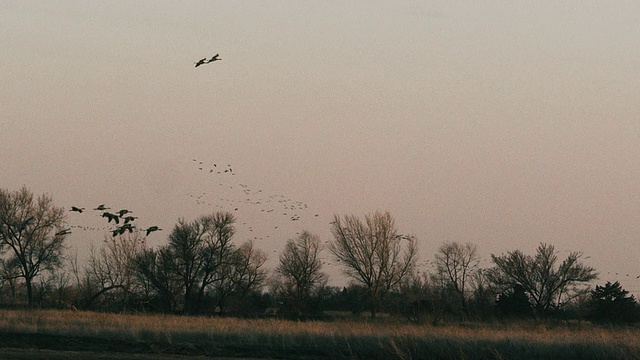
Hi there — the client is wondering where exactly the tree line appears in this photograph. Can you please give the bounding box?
[0,186,638,324]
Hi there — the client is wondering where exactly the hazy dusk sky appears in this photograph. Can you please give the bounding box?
[2,2,640,290]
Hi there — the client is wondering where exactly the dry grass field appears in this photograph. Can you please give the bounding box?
[0,309,638,359]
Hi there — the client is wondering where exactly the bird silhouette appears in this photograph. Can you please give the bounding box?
[121,224,135,233]
[102,212,119,224]
[55,228,72,236]
[207,54,221,63]
[94,204,110,211]
[70,206,84,213]
[117,209,131,217]
[144,226,162,236]
[19,217,34,232]
[111,224,135,237]
[194,57,207,67]
[123,216,138,224]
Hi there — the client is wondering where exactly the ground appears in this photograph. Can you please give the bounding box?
[0,348,272,360]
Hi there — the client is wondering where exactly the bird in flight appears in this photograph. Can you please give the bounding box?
[94,204,110,211]
[55,228,72,236]
[194,54,221,67]
[144,226,162,236]
[194,57,208,67]
[112,224,135,237]
[102,212,120,224]
[70,206,84,213]
[123,216,138,224]
[207,54,221,63]
[117,209,131,218]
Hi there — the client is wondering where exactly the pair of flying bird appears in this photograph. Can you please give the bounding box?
[194,54,221,67]
[70,204,110,213]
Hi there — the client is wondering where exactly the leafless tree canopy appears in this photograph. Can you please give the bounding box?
[330,211,417,317]
[84,232,146,309]
[275,230,327,317]
[165,212,238,313]
[211,240,267,314]
[486,243,597,312]
[433,242,480,316]
[229,240,267,296]
[134,211,266,314]
[0,186,68,307]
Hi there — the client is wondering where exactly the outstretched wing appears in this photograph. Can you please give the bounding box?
[194,57,207,67]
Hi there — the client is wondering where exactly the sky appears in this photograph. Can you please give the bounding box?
[2,1,640,291]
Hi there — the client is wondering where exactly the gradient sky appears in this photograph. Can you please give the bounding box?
[2,2,640,291]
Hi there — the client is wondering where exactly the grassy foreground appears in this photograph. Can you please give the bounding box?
[0,309,638,359]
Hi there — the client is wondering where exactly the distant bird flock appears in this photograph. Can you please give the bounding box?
[66,51,324,244]
[66,155,321,242]
[186,157,321,241]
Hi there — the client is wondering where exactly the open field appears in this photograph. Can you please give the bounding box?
[0,309,638,359]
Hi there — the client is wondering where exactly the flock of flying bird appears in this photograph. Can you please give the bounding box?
[65,52,329,262]
[187,54,326,240]
[187,157,321,242]
[69,205,162,237]
[63,54,223,239]
[66,155,318,245]
[57,52,640,286]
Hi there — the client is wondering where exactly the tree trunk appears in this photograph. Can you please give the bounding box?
[370,299,378,318]
[9,278,16,304]
[25,277,33,308]
[460,292,470,318]
[184,289,192,314]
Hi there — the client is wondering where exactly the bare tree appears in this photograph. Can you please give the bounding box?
[486,243,597,314]
[275,230,327,317]
[231,241,267,296]
[135,212,240,314]
[0,256,22,304]
[330,211,418,318]
[166,216,210,313]
[67,249,90,309]
[195,212,237,313]
[85,231,146,309]
[211,240,267,314]
[0,187,68,307]
[135,247,181,312]
[433,241,479,317]
[399,271,451,325]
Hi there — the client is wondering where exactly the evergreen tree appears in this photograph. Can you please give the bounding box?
[588,281,639,324]
[496,284,533,318]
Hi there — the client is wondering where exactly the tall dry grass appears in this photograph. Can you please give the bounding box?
[0,309,638,359]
